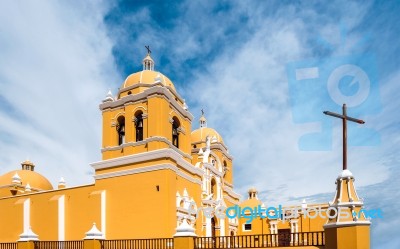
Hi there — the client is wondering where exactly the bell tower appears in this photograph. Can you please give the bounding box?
[98,50,193,161]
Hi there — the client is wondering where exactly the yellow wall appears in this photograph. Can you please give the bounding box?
[325,225,370,249]
[0,167,203,241]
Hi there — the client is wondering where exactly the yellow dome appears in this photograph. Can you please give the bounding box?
[120,70,176,96]
[191,127,224,144]
[0,170,53,197]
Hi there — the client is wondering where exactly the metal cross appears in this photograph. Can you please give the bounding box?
[145,45,151,54]
[201,109,204,116]
[323,104,365,170]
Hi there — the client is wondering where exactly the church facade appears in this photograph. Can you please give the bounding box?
[0,52,371,249]
[0,52,240,241]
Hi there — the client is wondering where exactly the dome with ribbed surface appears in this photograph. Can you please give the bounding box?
[0,161,53,197]
[118,52,176,98]
[124,70,174,89]
[191,127,224,144]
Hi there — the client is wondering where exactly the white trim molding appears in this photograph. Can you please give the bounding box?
[101,137,192,160]
[102,85,194,121]
[92,148,202,177]
[223,186,241,200]
[94,163,202,185]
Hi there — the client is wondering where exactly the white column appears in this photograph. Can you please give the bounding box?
[206,217,211,237]
[23,199,30,232]
[18,198,39,241]
[290,219,299,244]
[269,221,277,246]
[101,190,106,239]
[58,195,65,241]
[219,218,225,236]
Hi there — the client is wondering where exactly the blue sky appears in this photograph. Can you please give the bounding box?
[0,0,399,247]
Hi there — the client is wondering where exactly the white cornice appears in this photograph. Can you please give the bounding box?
[100,86,193,121]
[210,144,231,158]
[224,182,233,188]
[0,184,95,201]
[94,163,201,185]
[91,148,203,177]
[191,144,233,160]
[119,82,185,105]
[224,195,240,205]
[223,186,241,200]
[101,137,192,160]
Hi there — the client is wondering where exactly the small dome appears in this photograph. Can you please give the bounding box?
[191,127,224,144]
[0,170,53,197]
[119,70,176,98]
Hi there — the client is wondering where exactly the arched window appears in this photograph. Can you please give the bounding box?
[211,217,216,238]
[135,112,144,142]
[211,178,217,196]
[172,117,180,148]
[223,161,228,177]
[116,116,125,145]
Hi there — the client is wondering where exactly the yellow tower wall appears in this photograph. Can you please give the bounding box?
[325,225,370,249]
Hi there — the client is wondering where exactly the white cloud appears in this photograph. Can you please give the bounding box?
[0,0,399,246]
[181,1,391,206]
[0,1,120,186]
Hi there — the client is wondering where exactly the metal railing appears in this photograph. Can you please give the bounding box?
[100,238,174,249]
[194,232,325,248]
[34,241,84,249]
[0,243,17,249]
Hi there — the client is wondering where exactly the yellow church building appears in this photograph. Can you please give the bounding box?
[0,51,371,249]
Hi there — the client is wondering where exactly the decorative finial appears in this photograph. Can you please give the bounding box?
[18,226,39,241]
[102,90,114,103]
[25,183,31,192]
[174,218,196,237]
[183,99,188,110]
[143,47,155,71]
[58,177,66,189]
[199,109,207,128]
[59,177,66,185]
[84,223,104,240]
[12,172,21,185]
[301,199,307,209]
